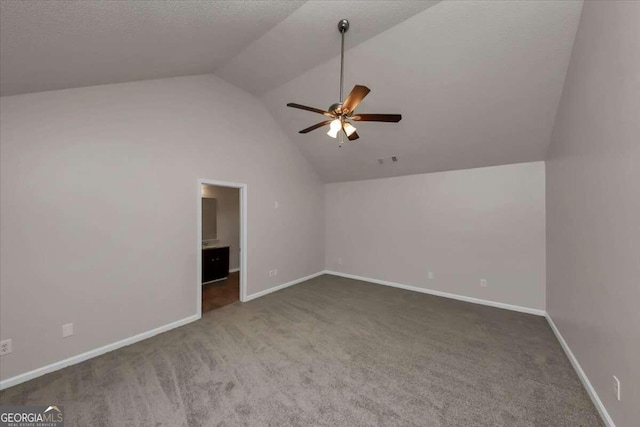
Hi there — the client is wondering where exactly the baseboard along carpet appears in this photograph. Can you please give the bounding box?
[0,274,602,426]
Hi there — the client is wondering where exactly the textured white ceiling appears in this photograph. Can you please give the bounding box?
[262,0,583,182]
[215,1,440,95]
[0,0,305,96]
[0,0,436,97]
[1,0,584,184]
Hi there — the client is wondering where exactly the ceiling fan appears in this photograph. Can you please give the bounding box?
[287,19,402,145]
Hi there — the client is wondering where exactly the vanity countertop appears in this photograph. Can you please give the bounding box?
[202,244,230,250]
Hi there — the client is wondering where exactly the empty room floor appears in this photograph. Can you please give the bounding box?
[202,271,240,313]
[0,275,602,426]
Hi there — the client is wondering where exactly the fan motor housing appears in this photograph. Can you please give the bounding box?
[329,102,343,115]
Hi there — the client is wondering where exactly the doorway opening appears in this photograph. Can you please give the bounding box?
[197,179,247,316]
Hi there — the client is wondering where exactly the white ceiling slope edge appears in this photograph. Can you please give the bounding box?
[215,1,441,95]
[262,0,583,183]
[0,0,305,96]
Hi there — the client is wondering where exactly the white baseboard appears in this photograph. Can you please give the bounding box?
[202,277,226,285]
[229,268,240,273]
[243,271,325,302]
[1,270,323,390]
[0,314,200,391]
[545,314,614,427]
[324,270,545,316]
[0,271,611,427]
[325,271,610,424]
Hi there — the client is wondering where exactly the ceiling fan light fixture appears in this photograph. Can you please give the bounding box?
[327,119,342,138]
[343,122,357,137]
[286,19,401,144]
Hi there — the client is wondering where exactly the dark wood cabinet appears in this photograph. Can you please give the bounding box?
[202,246,230,284]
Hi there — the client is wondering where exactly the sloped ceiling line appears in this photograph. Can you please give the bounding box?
[1,0,583,184]
[260,0,583,182]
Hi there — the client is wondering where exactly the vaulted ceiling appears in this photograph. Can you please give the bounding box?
[0,0,434,96]
[261,1,583,182]
[0,0,306,95]
[1,1,583,182]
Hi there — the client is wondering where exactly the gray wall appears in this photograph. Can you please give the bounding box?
[0,74,325,381]
[325,162,546,311]
[201,197,218,240]
[546,1,640,425]
[202,184,240,270]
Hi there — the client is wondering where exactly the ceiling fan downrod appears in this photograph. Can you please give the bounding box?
[337,19,350,146]
[338,19,349,104]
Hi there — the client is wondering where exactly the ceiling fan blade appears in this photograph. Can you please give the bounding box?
[341,85,370,114]
[299,120,332,134]
[350,114,402,123]
[287,103,333,117]
[344,128,359,141]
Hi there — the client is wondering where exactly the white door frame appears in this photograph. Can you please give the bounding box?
[197,178,248,318]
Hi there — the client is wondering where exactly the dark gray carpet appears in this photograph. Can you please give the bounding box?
[1,275,602,426]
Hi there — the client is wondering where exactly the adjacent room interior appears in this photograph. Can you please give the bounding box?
[200,183,241,313]
[0,1,637,426]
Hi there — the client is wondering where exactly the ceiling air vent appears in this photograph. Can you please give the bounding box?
[378,156,398,165]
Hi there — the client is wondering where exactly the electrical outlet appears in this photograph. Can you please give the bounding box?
[428,271,434,280]
[480,279,487,287]
[613,375,621,401]
[268,270,273,277]
[0,339,12,356]
[62,323,74,338]
[338,258,343,265]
